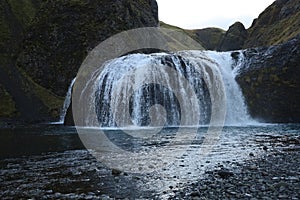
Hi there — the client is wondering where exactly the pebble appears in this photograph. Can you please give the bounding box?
[249,165,258,170]
[1,132,299,200]
[190,191,200,197]
[171,135,300,199]
[111,168,122,176]
[263,146,268,151]
[217,169,234,179]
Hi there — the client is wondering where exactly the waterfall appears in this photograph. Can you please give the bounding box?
[74,50,253,127]
[204,51,253,125]
[59,77,76,123]
[91,52,211,127]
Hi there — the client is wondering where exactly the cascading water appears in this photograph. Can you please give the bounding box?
[59,77,76,123]
[204,51,254,125]
[91,52,213,127]
[74,50,253,127]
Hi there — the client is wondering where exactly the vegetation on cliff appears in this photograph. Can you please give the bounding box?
[218,22,248,51]
[0,0,158,122]
[0,84,17,118]
[160,21,225,50]
[161,0,300,51]
[17,0,159,97]
[244,0,300,48]
[0,0,299,123]
[236,35,300,123]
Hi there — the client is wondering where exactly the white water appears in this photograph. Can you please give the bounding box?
[76,50,254,127]
[204,51,254,125]
[63,50,258,196]
[59,77,76,123]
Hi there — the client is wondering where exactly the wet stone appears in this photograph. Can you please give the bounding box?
[111,168,122,176]
[217,169,234,179]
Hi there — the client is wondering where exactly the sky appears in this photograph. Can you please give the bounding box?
[156,0,275,30]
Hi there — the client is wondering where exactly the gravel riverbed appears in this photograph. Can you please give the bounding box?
[171,134,300,200]
[0,125,299,199]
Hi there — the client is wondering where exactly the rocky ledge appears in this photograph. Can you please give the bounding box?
[236,34,300,123]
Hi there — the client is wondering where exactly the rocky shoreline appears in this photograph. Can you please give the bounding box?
[171,134,300,200]
[0,126,299,199]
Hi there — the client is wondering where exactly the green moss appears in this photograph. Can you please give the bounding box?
[282,67,289,73]
[161,21,201,46]
[245,76,251,83]
[257,74,263,83]
[18,67,64,118]
[190,27,225,50]
[160,21,186,32]
[270,74,280,82]
[0,84,17,117]
[245,0,300,47]
[0,4,11,49]
[7,0,36,28]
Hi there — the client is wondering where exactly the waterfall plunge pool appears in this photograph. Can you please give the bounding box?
[0,123,299,199]
[12,49,298,198]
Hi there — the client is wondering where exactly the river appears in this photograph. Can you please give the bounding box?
[0,124,299,199]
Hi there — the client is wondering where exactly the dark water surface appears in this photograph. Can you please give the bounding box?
[0,124,299,199]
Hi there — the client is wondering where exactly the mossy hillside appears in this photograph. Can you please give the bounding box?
[245,12,300,47]
[191,28,225,50]
[218,22,248,51]
[0,0,39,53]
[0,53,62,121]
[164,0,300,51]
[6,0,38,29]
[160,21,225,50]
[244,0,300,48]
[0,0,48,121]
[17,0,159,97]
[18,67,64,118]
[0,0,159,122]
[0,84,17,118]
[160,21,187,32]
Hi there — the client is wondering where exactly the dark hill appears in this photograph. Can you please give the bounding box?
[0,0,158,122]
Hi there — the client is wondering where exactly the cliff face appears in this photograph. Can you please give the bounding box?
[0,0,158,122]
[244,0,300,48]
[1,0,299,124]
[236,35,300,123]
[234,0,300,123]
[221,0,300,50]
[0,0,53,121]
[17,0,159,97]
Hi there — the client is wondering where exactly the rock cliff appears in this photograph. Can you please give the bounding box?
[236,35,300,122]
[162,0,300,51]
[244,0,300,48]
[218,22,248,51]
[0,0,158,122]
